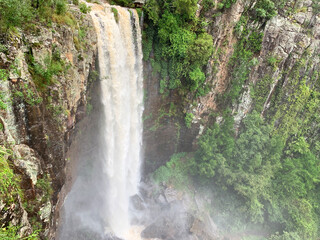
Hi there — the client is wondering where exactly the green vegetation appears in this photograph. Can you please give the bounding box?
[251,74,273,112]
[312,0,320,14]
[147,0,320,239]
[149,103,177,131]
[112,7,119,23]
[79,2,91,14]
[0,91,8,110]
[36,175,53,203]
[153,152,192,190]
[56,0,67,15]
[0,146,41,239]
[162,107,320,238]
[110,0,133,7]
[143,0,213,96]
[254,0,277,21]
[0,146,21,203]
[11,82,43,106]
[27,47,69,91]
[0,224,39,240]
[185,112,194,128]
[0,0,33,31]
[219,0,237,9]
[0,0,91,33]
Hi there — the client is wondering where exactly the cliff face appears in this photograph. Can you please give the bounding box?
[200,0,320,126]
[143,0,320,171]
[0,5,97,239]
[142,0,320,238]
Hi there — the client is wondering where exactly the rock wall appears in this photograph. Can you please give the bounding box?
[142,62,200,174]
[0,5,97,239]
[143,0,320,169]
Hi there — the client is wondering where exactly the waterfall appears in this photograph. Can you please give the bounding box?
[59,4,143,240]
[91,4,144,237]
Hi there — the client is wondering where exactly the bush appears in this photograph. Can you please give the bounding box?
[172,0,198,19]
[28,53,66,90]
[0,224,39,240]
[153,153,191,189]
[56,0,67,15]
[79,2,91,14]
[188,33,214,66]
[221,0,237,9]
[254,0,277,20]
[201,0,215,12]
[185,112,194,128]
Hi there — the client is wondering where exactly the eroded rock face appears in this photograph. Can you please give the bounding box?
[142,61,200,174]
[0,4,97,239]
[13,144,41,185]
[143,0,320,169]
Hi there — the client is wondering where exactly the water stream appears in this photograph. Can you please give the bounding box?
[59,4,144,239]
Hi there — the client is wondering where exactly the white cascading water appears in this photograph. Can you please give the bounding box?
[91,4,144,238]
[59,3,144,240]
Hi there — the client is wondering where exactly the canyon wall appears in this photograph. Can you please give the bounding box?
[0,4,97,239]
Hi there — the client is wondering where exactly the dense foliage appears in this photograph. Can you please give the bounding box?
[149,0,320,239]
[143,0,213,96]
[193,111,320,238]
[0,0,70,32]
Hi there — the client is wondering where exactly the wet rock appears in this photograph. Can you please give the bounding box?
[0,52,8,64]
[40,201,52,223]
[164,187,183,203]
[131,194,146,211]
[13,144,41,185]
[190,215,220,240]
[0,196,32,238]
[157,194,167,205]
[141,210,194,240]
[233,88,252,130]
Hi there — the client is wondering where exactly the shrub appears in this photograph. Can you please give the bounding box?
[79,2,91,14]
[189,67,206,92]
[28,53,65,90]
[185,112,194,128]
[0,224,39,240]
[153,153,191,189]
[255,0,277,21]
[37,175,53,202]
[201,0,215,12]
[221,0,237,9]
[0,147,20,203]
[56,0,67,15]
[172,0,198,19]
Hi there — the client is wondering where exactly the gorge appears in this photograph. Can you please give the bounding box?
[0,0,319,240]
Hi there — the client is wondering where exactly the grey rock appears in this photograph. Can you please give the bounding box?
[13,144,41,185]
[40,201,52,223]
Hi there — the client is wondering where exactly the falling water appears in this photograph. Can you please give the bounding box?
[91,3,144,237]
[59,3,144,240]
